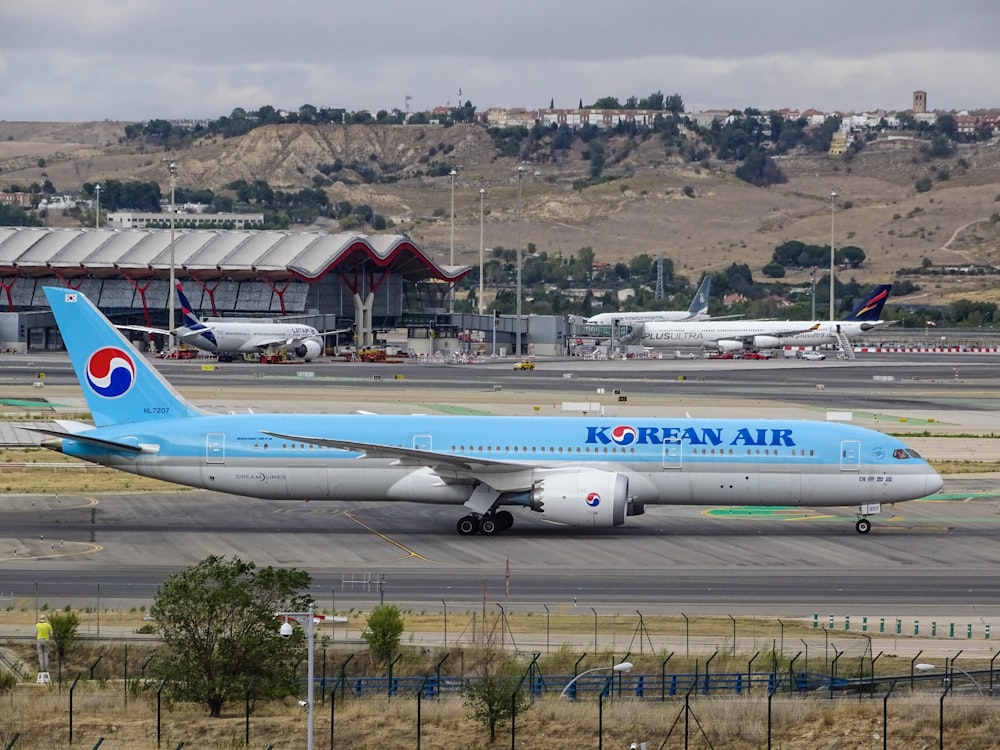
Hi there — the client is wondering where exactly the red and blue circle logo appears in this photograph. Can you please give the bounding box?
[85,347,136,398]
[586,492,601,507]
[609,425,637,445]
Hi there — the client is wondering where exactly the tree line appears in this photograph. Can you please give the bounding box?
[118,93,991,192]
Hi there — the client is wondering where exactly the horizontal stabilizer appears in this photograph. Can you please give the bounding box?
[26,426,155,454]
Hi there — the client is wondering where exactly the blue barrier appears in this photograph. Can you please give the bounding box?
[321,671,843,699]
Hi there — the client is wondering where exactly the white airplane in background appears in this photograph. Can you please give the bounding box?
[586,275,713,327]
[35,286,941,536]
[120,284,345,361]
[640,284,893,353]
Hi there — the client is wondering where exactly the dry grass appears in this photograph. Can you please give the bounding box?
[0,448,186,494]
[3,681,1000,749]
[4,610,1000,747]
[930,460,1000,474]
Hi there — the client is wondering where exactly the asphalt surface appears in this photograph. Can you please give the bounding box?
[2,350,1000,626]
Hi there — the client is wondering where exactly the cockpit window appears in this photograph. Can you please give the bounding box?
[892,448,910,460]
[906,449,922,459]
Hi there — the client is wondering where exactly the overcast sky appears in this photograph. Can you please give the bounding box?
[3,1,998,122]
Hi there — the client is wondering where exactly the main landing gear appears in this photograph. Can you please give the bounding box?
[457,510,515,536]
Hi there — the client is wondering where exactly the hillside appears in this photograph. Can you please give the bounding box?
[1,121,999,306]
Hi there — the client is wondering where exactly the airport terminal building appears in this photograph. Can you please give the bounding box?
[0,226,567,356]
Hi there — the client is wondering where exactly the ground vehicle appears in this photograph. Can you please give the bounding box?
[801,350,826,360]
[513,359,535,370]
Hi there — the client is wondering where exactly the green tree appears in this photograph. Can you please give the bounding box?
[926,135,953,158]
[464,645,531,743]
[735,147,787,187]
[48,610,80,666]
[576,247,596,282]
[362,604,405,668]
[837,245,866,268]
[664,93,685,114]
[149,555,311,717]
[762,261,786,278]
[638,91,665,110]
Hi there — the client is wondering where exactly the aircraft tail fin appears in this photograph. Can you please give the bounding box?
[177,284,207,330]
[843,284,892,322]
[176,284,218,347]
[688,275,711,317]
[44,287,204,427]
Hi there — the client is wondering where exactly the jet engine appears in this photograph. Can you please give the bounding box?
[527,468,628,528]
[716,339,745,352]
[294,338,323,361]
[752,335,783,349]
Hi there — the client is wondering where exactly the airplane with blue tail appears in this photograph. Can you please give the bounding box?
[119,284,342,361]
[640,284,894,353]
[585,275,713,327]
[36,287,942,535]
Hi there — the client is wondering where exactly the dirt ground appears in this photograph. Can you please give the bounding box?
[2,121,999,307]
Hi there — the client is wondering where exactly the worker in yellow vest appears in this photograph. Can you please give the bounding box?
[35,614,53,672]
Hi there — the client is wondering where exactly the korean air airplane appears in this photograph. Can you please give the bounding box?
[640,284,893,353]
[120,284,339,361]
[38,287,941,536]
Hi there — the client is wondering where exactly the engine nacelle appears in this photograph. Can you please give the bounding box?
[752,335,782,349]
[529,468,628,528]
[294,338,323,361]
[716,339,745,352]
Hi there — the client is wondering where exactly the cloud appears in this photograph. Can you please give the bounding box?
[2,1,998,120]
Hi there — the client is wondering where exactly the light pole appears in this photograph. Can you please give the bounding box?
[94,183,101,229]
[810,268,817,320]
[479,187,486,315]
[168,162,178,350]
[515,165,526,357]
[829,189,837,321]
[277,603,316,750]
[917,662,983,695]
[449,168,457,313]
[558,661,633,699]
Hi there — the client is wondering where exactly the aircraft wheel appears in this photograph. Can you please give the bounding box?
[480,518,499,536]
[855,518,872,534]
[457,516,480,535]
[495,510,514,531]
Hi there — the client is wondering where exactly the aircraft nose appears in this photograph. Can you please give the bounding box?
[926,468,944,496]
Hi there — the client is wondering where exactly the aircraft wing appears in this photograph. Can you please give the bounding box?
[246,334,302,348]
[260,430,530,477]
[760,323,822,338]
[117,324,172,336]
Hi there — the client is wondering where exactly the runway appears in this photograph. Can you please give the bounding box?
[3,477,1000,619]
[3,350,1000,620]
